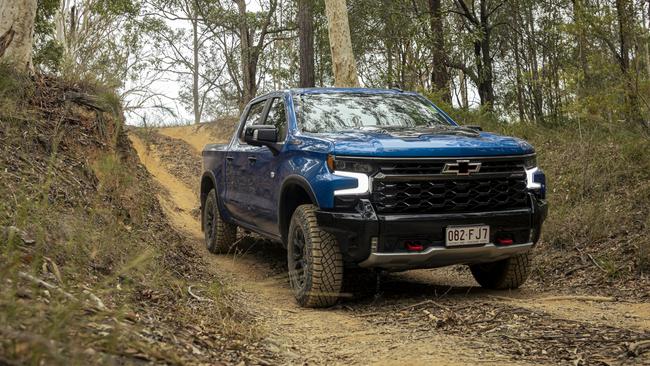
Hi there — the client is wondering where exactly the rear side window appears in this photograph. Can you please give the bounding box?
[239,100,266,141]
[264,98,288,142]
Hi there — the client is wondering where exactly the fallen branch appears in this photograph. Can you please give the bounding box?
[488,294,615,303]
[588,253,607,273]
[358,299,453,318]
[18,271,76,301]
[398,299,452,312]
[19,271,109,311]
[628,340,650,357]
[187,285,214,303]
[82,287,108,311]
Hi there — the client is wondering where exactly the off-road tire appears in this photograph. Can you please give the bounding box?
[203,189,237,254]
[342,268,378,300]
[469,253,532,290]
[287,204,343,308]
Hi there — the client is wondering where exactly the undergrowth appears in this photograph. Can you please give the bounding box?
[457,110,650,291]
[0,67,261,364]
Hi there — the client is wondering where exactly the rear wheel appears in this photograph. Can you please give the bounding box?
[203,189,237,254]
[469,253,532,290]
[287,204,343,308]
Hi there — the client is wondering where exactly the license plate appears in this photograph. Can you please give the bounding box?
[445,225,490,247]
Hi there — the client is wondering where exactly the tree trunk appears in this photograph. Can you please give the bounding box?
[0,0,38,71]
[429,0,449,101]
[477,0,495,110]
[615,0,642,125]
[298,0,315,88]
[513,22,525,122]
[525,4,544,123]
[192,17,201,125]
[324,0,359,87]
[235,0,257,109]
[459,68,468,109]
[572,0,590,86]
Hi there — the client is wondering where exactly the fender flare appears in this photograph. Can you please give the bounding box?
[277,175,319,244]
[200,171,229,229]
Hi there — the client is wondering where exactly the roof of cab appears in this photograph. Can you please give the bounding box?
[248,87,418,104]
[287,87,414,95]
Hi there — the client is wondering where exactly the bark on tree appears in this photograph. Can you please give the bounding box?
[0,0,38,71]
[525,4,544,123]
[298,0,315,88]
[192,15,201,124]
[324,0,359,87]
[512,1,526,123]
[428,0,450,102]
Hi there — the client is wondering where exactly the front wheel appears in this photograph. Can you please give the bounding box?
[287,204,343,308]
[469,253,532,290]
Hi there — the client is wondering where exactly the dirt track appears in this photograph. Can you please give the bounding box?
[129,126,650,365]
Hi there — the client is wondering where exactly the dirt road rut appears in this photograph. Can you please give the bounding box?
[129,127,650,365]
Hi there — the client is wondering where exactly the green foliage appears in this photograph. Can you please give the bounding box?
[34,0,64,72]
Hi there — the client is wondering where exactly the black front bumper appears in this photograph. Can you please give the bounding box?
[315,194,548,270]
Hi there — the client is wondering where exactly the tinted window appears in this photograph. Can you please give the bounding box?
[264,98,287,142]
[239,100,266,140]
[295,93,451,133]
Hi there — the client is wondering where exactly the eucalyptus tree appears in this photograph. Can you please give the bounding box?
[324,0,359,87]
[0,0,38,71]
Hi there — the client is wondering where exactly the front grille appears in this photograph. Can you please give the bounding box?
[372,177,528,214]
[376,159,525,175]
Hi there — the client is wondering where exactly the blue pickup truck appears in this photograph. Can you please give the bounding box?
[200,88,547,308]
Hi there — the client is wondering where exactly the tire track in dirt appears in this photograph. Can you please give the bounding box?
[129,131,530,365]
[129,127,650,365]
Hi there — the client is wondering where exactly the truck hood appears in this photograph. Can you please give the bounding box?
[309,128,534,157]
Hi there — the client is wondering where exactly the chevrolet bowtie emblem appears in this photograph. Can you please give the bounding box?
[442,160,482,175]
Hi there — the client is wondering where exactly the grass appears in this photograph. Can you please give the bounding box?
[468,115,650,282]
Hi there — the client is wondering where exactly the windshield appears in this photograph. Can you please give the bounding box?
[295,93,452,133]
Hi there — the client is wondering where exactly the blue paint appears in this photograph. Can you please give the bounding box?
[201,88,541,241]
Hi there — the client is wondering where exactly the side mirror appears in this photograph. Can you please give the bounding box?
[244,125,279,151]
[465,125,483,131]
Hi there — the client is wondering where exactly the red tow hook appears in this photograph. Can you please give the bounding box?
[405,241,424,251]
[497,238,514,246]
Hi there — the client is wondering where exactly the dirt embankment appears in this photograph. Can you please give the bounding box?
[0,75,273,365]
[129,123,650,365]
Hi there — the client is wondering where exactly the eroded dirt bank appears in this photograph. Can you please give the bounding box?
[129,126,650,365]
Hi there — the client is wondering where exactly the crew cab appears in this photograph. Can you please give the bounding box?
[200,88,547,308]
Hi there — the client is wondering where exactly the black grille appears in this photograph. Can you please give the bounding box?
[372,177,528,214]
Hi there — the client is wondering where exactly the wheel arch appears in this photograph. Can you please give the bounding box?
[200,171,227,231]
[278,175,319,246]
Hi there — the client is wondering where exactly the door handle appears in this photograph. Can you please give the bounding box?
[247,156,257,163]
[226,156,234,162]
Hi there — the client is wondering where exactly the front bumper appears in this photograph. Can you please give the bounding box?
[315,194,547,270]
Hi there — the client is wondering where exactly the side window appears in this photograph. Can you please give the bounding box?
[264,98,288,142]
[239,100,266,141]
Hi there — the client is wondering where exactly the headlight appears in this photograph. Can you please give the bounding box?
[326,155,374,174]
